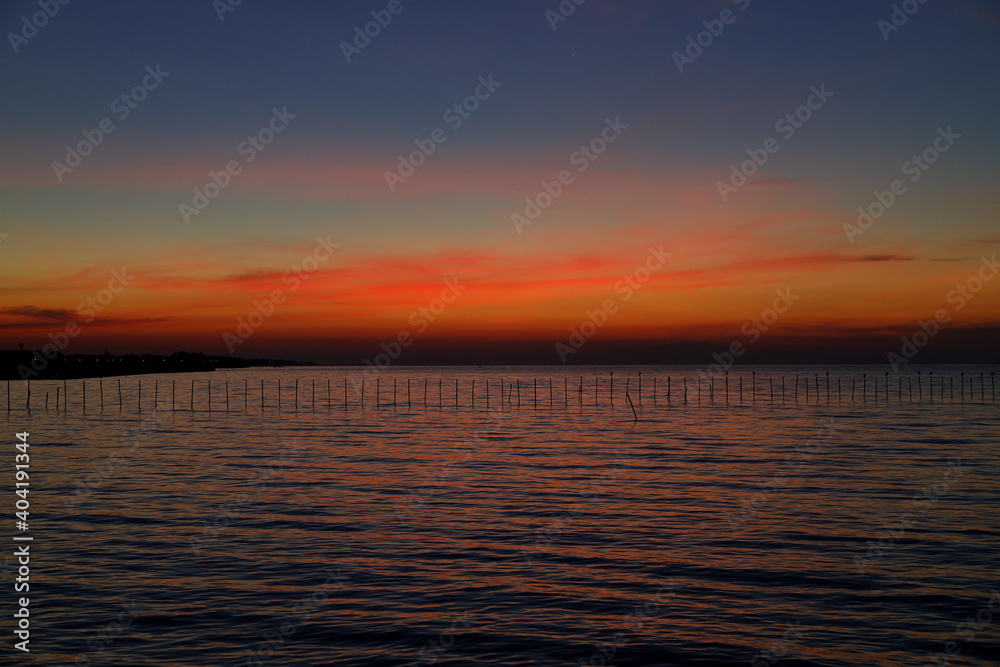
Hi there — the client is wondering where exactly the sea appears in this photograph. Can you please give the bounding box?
[3,364,999,666]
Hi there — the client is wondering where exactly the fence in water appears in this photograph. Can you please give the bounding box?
[2,371,997,414]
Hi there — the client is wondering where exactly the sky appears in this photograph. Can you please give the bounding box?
[1,0,999,365]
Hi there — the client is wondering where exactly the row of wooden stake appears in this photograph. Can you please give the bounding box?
[3,372,997,413]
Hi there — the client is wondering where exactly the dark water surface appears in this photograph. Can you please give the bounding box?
[4,365,999,666]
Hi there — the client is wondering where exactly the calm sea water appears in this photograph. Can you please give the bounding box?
[4,365,999,666]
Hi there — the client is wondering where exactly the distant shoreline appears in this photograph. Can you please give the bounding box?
[0,351,315,382]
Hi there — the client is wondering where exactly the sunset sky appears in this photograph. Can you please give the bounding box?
[1,0,998,364]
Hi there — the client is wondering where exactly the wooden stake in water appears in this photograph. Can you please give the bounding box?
[312,379,315,410]
[83,380,86,413]
[769,377,773,404]
[55,387,60,411]
[138,380,141,412]
[100,379,104,412]
[794,375,798,402]
[155,380,158,410]
[172,380,175,411]
[595,377,598,406]
[653,377,657,404]
[118,379,123,411]
[393,378,397,408]
[226,380,230,411]
[516,379,520,408]
[550,377,553,408]
[455,378,459,407]
[376,378,380,410]
[917,371,922,402]
[667,376,671,403]
[208,380,212,412]
[863,374,867,402]
[752,372,756,405]
[439,378,442,408]
[408,378,412,409]
[361,379,364,408]
[725,372,729,404]
[534,378,537,409]
[246,379,249,412]
[638,372,642,405]
[626,388,637,422]
[564,377,567,407]
[191,380,194,411]
[45,391,48,410]
[684,377,688,403]
[851,378,856,402]
[610,372,613,405]
[295,379,299,412]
